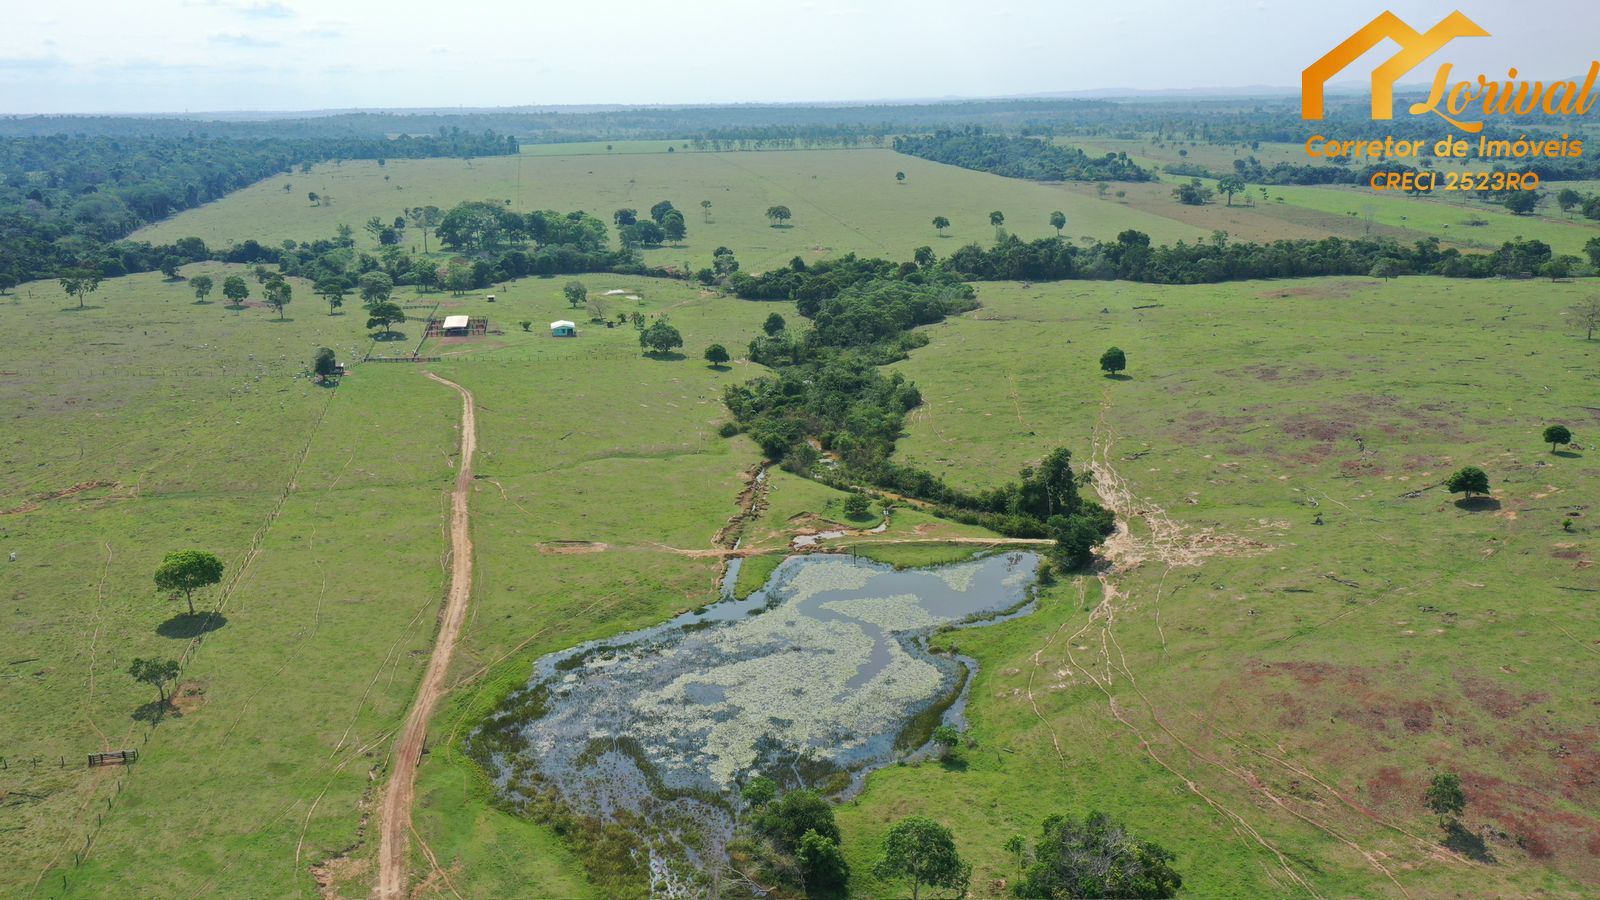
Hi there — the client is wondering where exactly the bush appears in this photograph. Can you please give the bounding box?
[717,421,740,438]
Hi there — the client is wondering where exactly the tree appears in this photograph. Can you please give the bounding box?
[662,209,687,244]
[1557,188,1582,213]
[640,319,683,355]
[444,263,475,295]
[797,828,850,894]
[1370,258,1404,282]
[1543,424,1573,452]
[1567,298,1600,339]
[222,275,249,307]
[873,816,969,900]
[741,776,777,808]
[763,312,787,336]
[895,170,906,184]
[766,205,792,226]
[755,789,840,849]
[315,277,349,314]
[59,269,102,309]
[128,657,181,706]
[1504,190,1540,215]
[406,205,443,253]
[154,549,224,616]
[1003,834,1027,879]
[1445,466,1490,499]
[412,259,439,293]
[190,274,214,303]
[843,492,871,519]
[0,271,16,295]
[649,200,677,223]
[613,208,638,226]
[312,347,338,382]
[1014,811,1181,899]
[366,301,406,335]
[308,191,320,206]
[700,199,712,222]
[1100,346,1126,375]
[989,210,1005,228]
[1424,772,1466,824]
[563,281,588,308]
[1217,174,1246,206]
[930,724,960,759]
[1050,210,1067,236]
[1172,178,1213,205]
[263,278,292,320]
[160,256,183,279]
[932,215,950,236]
[358,271,393,307]
[1541,255,1578,281]
[704,343,730,367]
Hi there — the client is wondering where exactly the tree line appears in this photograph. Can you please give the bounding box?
[893,128,1153,182]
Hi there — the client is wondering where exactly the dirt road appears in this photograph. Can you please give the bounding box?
[375,372,476,898]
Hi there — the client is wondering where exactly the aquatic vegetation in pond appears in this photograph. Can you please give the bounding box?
[475,551,1039,887]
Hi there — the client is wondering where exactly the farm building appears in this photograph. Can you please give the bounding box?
[550,320,577,337]
[442,315,471,336]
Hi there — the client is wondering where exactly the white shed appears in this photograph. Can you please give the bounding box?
[442,315,471,336]
[550,320,577,337]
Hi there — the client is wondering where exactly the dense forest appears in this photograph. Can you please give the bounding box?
[0,130,518,286]
[893,130,1153,182]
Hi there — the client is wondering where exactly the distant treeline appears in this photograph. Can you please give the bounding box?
[893,129,1153,182]
[723,231,1588,299]
[0,130,518,286]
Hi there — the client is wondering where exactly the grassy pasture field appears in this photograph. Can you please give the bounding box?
[838,275,1600,896]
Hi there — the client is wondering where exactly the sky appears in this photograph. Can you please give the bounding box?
[0,0,1594,114]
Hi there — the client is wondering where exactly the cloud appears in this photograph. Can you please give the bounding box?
[212,32,283,48]
[0,55,68,73]
[239,2,296,18]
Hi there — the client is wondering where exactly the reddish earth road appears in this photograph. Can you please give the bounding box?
[375,372,476,898]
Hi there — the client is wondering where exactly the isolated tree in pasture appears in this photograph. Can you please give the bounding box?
[358,271,393,306]
[1100,346,1126,375]
[312,346,338,382]
[1557,188,1582,213]
[1014,811,1182,899]
[1370,258,1404,282]
[703,343,730,367]
[307,191,320,206]
[895,170,906,184]
[931,215,950,236]
[700,199,712,221]
[662,209,687,244]
[873,816,970,900]
[766,205,792,226]
[221,275,249,307]
[640,319,684,355]
[366,301,405,335]
[1425,772,1466,825]
[1096,181,1111,199]
[1567,298,1600,340]
[1050,210,1067,236]
[315,277,349,313]
[563,280,588,308]
[1543,424,1573,452]
[264,278,292,319]
[843,492,871,519]
[989,210,1005,229]
[190,274,214,302]
[128,657,180,706]
[1504,191,1540,215]
[406,205,443,253]
[1172,178,1212,205]
[1217,174,1246,206]
[763,312,787,336]
[154,549,224,616]
[1445,466,1490,499]
[59,269,102,309]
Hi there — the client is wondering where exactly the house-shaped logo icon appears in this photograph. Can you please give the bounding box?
[1302,10,1488,120]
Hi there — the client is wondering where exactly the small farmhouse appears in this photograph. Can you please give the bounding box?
[550,320,577,337]
[442,315,471,336]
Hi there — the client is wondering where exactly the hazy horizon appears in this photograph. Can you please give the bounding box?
[1,0,1595,116]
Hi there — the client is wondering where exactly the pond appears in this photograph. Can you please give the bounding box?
[474,550,1040,888]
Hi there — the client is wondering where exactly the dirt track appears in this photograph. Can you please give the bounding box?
[375,372,476,899]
